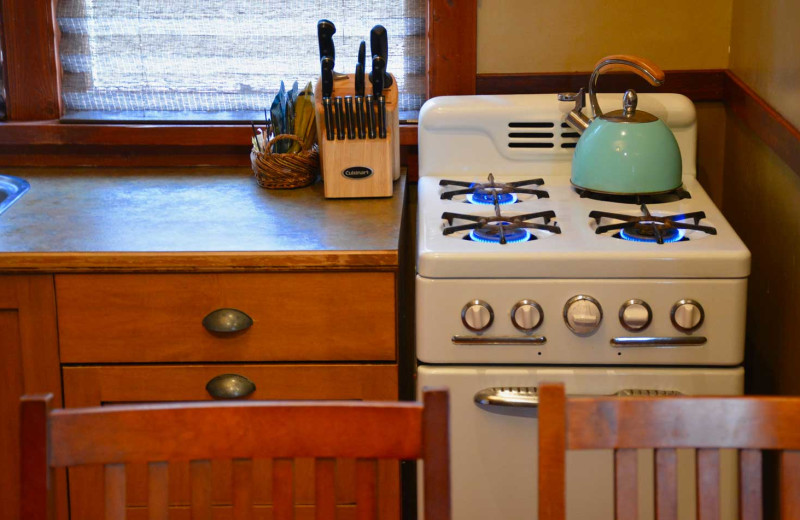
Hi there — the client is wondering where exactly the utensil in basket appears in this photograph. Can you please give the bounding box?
[251,134,319,189]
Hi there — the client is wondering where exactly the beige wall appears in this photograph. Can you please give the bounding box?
[729,0,800,129]
[477,0,733,73]
[724,0,800,395]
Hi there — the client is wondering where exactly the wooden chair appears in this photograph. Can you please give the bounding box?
[20,389,450,520]
[537,382,800,520]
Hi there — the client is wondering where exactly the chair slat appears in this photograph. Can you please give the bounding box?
[655,448,677,520]
[190,460,213,520]
[315,458,336,520]
[779,450,800,520]
[423,389,451,520]
[357,459,378,520]
[20,395,52,520]
[104,463,126,520]
[273,458,294,520]
[147,461,169,520]
[739,449,763,520]
[614,449,637,520]
[232,458,254,520]
[538,384,567,520]
[696,448,720,520]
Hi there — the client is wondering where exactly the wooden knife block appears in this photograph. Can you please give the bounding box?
[314,74,399,198]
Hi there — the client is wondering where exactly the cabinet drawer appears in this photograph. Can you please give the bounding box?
[63,364,399,520]
[56,272,396,363]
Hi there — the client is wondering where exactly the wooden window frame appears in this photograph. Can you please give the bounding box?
[0,0,477,166]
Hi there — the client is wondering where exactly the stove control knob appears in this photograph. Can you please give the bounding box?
[461,300,494,332]
[619,299,652,331]
[671,299,704,333]
[563,295,603,335]
[511,300,544,332]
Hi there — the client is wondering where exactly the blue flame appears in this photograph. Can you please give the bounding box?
[620,228,686,243]
[469,227,531,243]
[466,192,518,205]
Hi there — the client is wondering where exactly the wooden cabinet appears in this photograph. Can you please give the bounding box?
[63,364,399,520]
[3,271,399,520]
[0,276,63,520]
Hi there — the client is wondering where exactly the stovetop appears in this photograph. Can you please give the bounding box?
[418,174,750,279]
[416,93,749,280]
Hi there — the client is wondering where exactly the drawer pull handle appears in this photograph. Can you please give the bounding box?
[202,308,253,333]
[206,374,257,399]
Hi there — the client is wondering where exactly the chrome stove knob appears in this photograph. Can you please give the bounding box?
[511,300,543,332]
[461,300,494,332]
[619,299,652,331]
[563,295,603,335]
[671,299,704,332]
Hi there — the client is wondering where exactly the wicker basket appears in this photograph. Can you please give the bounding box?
[251,134,320,189]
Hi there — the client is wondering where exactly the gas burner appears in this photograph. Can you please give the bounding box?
[440,173,548,204]
[590,204,717,244]
[574,186,691,205]
[442,210,561,244]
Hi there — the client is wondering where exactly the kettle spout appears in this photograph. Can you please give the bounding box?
[558,89,591,134]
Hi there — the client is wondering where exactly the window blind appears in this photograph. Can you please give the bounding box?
[57,1,425,122]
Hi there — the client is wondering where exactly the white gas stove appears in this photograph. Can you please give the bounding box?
[416,93,750,366]
[415,93,750,520]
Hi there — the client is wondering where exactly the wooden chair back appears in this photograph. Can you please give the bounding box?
[20,389,450,520]
[537,382,800,520]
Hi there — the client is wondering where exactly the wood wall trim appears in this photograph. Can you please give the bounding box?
[724,70,800,177]
[427,0,477,98]
[476,70,726,101]
[0,0,62,120]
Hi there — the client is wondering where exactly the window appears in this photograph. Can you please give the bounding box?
[56,0,425,122]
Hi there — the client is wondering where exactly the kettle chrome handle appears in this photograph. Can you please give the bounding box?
[588,55,665,118]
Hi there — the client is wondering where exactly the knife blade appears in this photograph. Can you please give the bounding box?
[355,41,366,139]
[368,25,392,88]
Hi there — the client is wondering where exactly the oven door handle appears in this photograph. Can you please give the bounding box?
[473,387,683,409]
[452,335,546,345]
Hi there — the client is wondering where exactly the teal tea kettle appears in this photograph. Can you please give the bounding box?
[560,55,682,195]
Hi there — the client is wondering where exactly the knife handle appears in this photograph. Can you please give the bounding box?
[355,96,366,139]
[377,96,387,139]
[344,96,356,140]
[317,20,336,63]
[365,95,376,139]
[322,98,334,141]
[369,25,393,88]
[334,97,345,140]
[371,56,385,97]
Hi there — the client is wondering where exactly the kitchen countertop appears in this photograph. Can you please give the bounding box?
[0,167,406,272]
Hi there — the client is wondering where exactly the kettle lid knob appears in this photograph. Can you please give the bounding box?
[622,90,638,118]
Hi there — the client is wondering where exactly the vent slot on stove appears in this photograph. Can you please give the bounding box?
[507,121,579,150]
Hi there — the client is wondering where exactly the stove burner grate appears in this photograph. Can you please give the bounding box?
[590,204,717,244]
[442,210,561,244]
[440,173,548,203]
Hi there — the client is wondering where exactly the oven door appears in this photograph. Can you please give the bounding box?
[417,365,743,520]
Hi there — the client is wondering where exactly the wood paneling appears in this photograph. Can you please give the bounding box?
[0,0,61,119]
[476,70,726,101]
[724,70,800,177]
[427,0,477,98]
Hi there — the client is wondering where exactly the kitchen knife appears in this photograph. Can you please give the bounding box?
[321,56,335,141]
[355,41,367,139]
[317,19,348,80]
[371,55,387,138]
[344,96,356,139]
[365,94,376,139]
[368,25,392,88]
[334,96,345,140]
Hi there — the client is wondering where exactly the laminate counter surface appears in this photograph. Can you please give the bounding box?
[0,167,405,271]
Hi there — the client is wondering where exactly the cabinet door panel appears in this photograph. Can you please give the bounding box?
[63,364,399,520]
[56,273,397,363]
[0,276,63,520]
